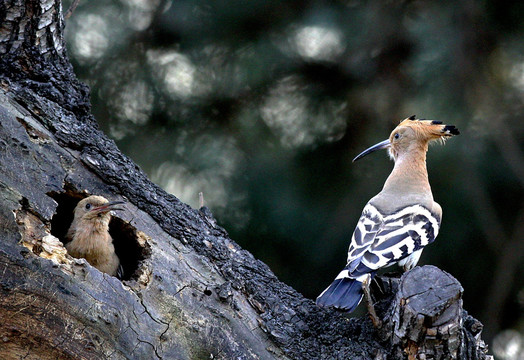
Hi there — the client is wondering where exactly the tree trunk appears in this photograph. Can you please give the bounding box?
[0,1,492,359]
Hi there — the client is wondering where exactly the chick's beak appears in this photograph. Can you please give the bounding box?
[93,200,126,214]
[352,139,391,162]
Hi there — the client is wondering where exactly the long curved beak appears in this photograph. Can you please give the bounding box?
[352,139,390,162]
[93,200,126,213]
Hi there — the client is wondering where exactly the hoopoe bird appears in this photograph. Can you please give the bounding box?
[66,196,125,277]
[316,116,459,319]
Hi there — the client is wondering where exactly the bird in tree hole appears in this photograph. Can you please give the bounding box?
[316,116,459,326]
[66,195,125,278]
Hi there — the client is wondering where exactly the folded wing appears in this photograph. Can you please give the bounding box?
[316,203,441,310]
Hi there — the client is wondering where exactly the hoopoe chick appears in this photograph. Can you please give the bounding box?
[66,196,125,277]
[316,116,460,323]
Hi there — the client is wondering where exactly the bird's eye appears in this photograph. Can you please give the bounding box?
[85,203,91,210]
[394,133,400,139]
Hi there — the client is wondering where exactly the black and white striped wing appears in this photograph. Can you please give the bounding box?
[317,203,441,310]
[346,203,384,265]
[345,204,441,277]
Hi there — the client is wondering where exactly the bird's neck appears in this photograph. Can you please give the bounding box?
[382,146,431,196]
[73,217,111,243]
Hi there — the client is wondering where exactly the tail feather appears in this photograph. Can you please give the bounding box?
[316,277,363,312]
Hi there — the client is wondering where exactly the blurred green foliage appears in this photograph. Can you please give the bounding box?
[63,0,524,353]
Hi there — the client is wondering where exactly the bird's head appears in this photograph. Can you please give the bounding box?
[353,115,460,162]
[73,195,125,222]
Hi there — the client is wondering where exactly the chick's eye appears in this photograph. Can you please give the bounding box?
[394,133,400,139]
[85,203,91,210]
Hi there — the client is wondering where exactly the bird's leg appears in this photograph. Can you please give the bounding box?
[362,277,382,328]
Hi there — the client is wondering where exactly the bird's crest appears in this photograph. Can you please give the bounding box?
[394,116,460,144]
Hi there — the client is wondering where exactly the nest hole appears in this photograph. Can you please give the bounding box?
[48,189,150,281]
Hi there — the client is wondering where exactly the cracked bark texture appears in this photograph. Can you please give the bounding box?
[0,1,492,359]
[375,266,490,359]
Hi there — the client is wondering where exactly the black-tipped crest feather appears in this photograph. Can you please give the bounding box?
[443,125,460,135]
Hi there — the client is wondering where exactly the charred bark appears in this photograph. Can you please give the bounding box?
[0,1,492,359]
[374,266,490,359]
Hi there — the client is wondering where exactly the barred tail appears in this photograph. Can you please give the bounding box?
[316,277,364,312]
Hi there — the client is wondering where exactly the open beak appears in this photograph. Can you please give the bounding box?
[352,139,391,162]
[93,200,125,214]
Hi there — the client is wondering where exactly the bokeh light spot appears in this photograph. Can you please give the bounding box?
[70,14,110,62]
[261,76,347,149]
[108,80,154,140]
[493,330,524,360]
[147,50,196,98]
[293,25,344,62]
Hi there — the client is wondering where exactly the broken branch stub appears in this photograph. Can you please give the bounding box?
[381,265,467,359]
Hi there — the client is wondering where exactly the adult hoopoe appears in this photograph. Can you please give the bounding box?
[316,116,459,318]
[66,196,125,277]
